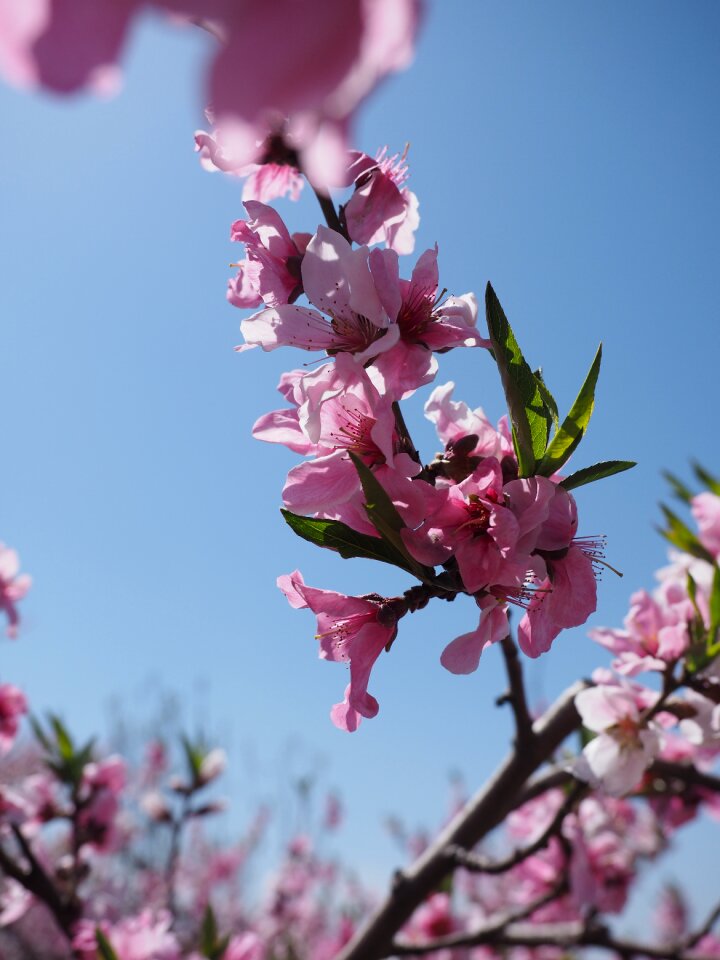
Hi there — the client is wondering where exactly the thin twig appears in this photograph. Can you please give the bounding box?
[447,780,584,875]
[682,897,720,949]
[497,634,535,749]
[392,916,719,960]
[311,186,346,237]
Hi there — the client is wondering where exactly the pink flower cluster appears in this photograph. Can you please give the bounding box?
[573,489,720,796]
[218,126,612,732]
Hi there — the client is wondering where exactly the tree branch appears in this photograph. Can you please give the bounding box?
[447,780,584,875]
[392,917,719,960]
[334,680,587,960]
[496,634,535,749]
[311,186,347,238]
[0,826,79,941]
[682,897,720,949]
[390,882,567,956]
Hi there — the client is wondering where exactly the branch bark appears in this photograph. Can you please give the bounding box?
[334,680,587,960]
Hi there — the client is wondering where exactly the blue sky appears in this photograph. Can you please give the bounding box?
[1,0,719,922]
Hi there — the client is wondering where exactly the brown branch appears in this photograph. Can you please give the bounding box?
[391,881,567,956]
[334,680,587,960]
[682,897,720,949]
[393,916,719,960]
[0,826,79,941]
[447,780,584,875]
[496,634,535,749]
[311,185,347,238]
[648,760,720,795]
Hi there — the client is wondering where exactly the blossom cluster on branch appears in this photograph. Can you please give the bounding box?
[0,3,719,960]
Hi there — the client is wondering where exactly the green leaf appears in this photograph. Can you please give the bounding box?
[709,564,720,647]
[281,510,415,573]
[692,461,720,496]
[559,460,636,491]
[662,470,694,504]
[49,714,74,761]
[686,572,701,618]
[348,452,435,583]
[658,504,715,563]
[95,929,120,960]
[29,715,52,752]
[538,344,602,477]
[534,368,559,431]
[182,735,204,783]
[201,904,218,945]
[485,283,548,476]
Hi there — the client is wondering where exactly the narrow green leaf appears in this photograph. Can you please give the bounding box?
[281,510,415,573]
[538,344,602,477]
[692,461,720,496]
[49,714,74,761]
[534,368,559,430]
[96,929,120,960]
[181,735,203,782]
[485,283,548,475]
[559,460,636,491]
[686,572,700,617]
[658,504,715,563]
[348,452,435,583]
[200,905,219,957]
[662,470,694,504]
[29,715,52,752]
[709,564,720,641]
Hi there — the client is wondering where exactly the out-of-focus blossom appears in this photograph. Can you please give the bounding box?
[0,684,27,755]
[0,544,31,638]
[0,1,421,191]
[574,679,662,796]
[74,909,179,960]
[692,491,720,558]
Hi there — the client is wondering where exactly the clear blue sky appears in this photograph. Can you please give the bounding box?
[1,0,719,923]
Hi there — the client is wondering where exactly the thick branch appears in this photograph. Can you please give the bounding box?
[447,780,584,875]
[334,680,587,960]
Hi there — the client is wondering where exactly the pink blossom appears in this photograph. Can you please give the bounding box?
[0,543,32,638]
[0,684,27,755]
[402,459,520,593]
[692,491,720,558]
[590,588,691,676]
[195,126,304,203]
[228,201,310,310]
[198,747,226,785]
[574,680,662,796]
[78,755,127,851]
[224,932,264,960]
[0,878,32,927]
[344,146,419,254]
[370,246,488,394]
[277,570,400,731]
[256,357,423,532]
[240,226,398,361]
[439,596,509,675]
[424,382,512,465]
[74,909,179,960]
